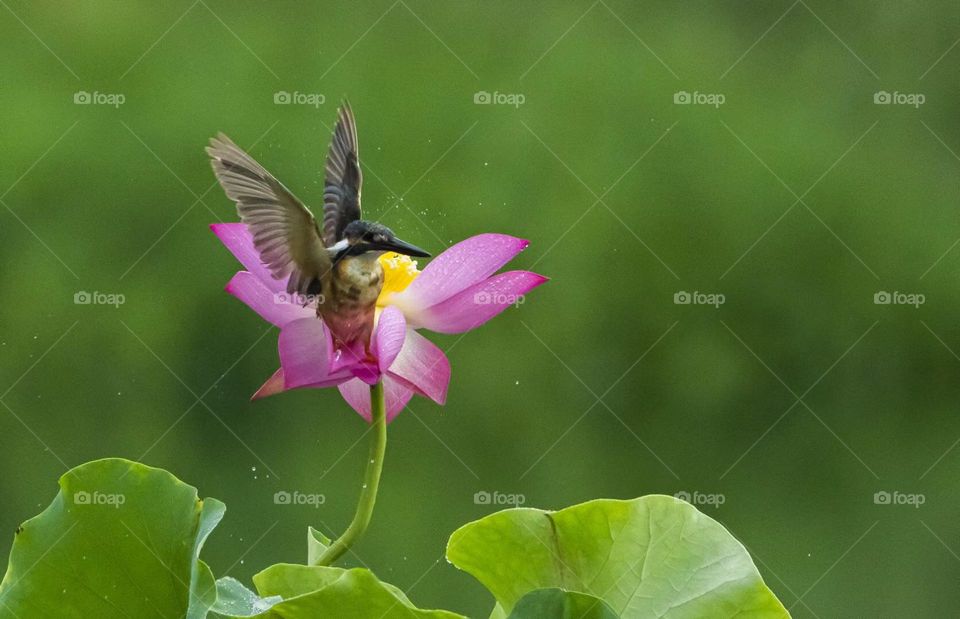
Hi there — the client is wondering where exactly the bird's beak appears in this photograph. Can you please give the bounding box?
[379,237,430,258]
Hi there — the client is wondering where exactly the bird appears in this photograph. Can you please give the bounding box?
[207,103,429,354]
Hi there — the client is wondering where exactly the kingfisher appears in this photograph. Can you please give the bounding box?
[207,103,429,352]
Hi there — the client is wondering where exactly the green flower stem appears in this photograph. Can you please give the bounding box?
[315,380,387,566]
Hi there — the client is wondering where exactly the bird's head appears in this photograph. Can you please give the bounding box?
[331,220,430,261]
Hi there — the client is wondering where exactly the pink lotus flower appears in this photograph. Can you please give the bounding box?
[212,224,547,421]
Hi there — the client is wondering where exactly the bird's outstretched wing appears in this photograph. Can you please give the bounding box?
[322,102,363,246]
[207,133,330,294]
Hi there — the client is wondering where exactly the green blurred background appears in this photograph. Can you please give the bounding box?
[1,1,959,616]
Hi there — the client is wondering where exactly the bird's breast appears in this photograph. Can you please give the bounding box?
[332,256,384,305]
[316,256,384,347]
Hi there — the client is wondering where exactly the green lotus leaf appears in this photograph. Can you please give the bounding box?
[306,526,331,566]
[0,459,463,619]
[0,458,223,618]
[241,564,464,618]
[447,495,789,618]
[507,588,619,618]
